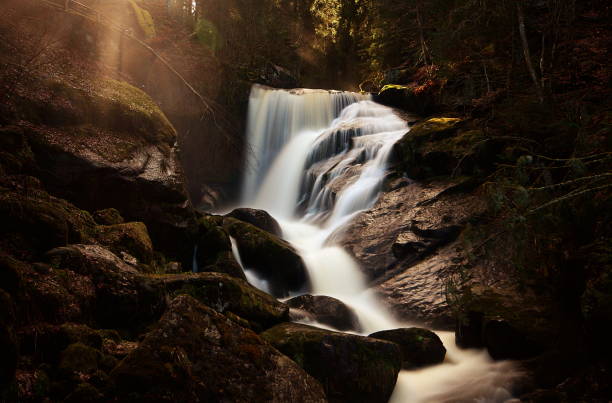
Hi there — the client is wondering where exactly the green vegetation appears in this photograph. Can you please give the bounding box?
[128,0,156,39]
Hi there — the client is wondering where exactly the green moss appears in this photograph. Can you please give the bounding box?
[128,0,156,39]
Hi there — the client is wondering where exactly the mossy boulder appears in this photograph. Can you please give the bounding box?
[160,272,289,331]
[44,245,166,330]
[226,208,283,237]
[394,118,500,180]
[261,322,401,403]
[16,77,196,266]
[0,179,97,258]
[368,328,446,369]
[223,217,310,297]
[195,215,245,279]
[95,222,154,264]
[110,295,326,402]
[286,294,361,332]
[93,208,124,226]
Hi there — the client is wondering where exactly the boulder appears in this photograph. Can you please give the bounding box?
[286,294,361,331]
[368,328,446,369]
[0,179,97,259]
[195,215,245,279]
[223,217,310,297]
[19,78,197,265]
[226,208,282,237]
[261,323,401,403]
[110,295,326,402]
[393,118,501,180]
[95,222,154,264]
[160,272,289,331]
[44,245,166,330]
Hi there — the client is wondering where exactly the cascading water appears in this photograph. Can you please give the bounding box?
[235,84,519,402]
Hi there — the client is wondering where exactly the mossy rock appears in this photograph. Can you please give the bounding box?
[286,294,362,332]
[44,244,166,330]
[37,78,175,145]
[93,209,124,226]
[0,181,97,258]
[394,118,499,180]
[368,328,446,369]
[96,222,154,264]
[160,272,289,331]
[225,208,282,237]
[194,215,245,279]
[223,217,310,297]
[261,322,401,403]
[110,295,326,402]
[59,343,101,374]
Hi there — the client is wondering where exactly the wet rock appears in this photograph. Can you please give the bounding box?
[195,215,245,279]
[160,272,289,331]
[96,222,154,264]
[368,328,446,369]
[110,295,326,402]
[226,208,283,237]
[223,217,310,297]
[286,294,361,331]
[261,322,401,403]
[339,179,487,327]
[93,208,124,226]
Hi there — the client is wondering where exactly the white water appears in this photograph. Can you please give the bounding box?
[235,85,519,402]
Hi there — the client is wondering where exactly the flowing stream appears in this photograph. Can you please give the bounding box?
[234,84,518,402]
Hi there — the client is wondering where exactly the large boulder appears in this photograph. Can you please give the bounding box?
[159,272,289,331]
[261,323,401,403]
[226,208,283,237]
[286,294,361,332]
[110,295,326,402]
[393,117,502,181]
[43,244,166,330]
[223,217,310,297]
[368,328,446,369]
[17,77,197,265]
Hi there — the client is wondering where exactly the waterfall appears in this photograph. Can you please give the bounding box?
[235,85,518,402]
